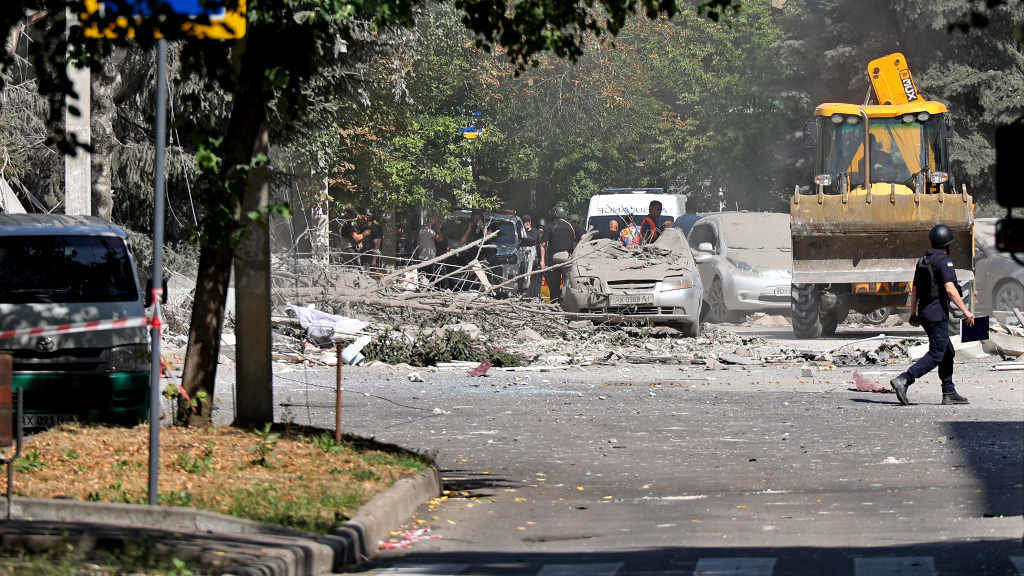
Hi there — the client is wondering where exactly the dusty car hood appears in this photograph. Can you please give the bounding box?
[572,231,695,282]
[726,248,792,277]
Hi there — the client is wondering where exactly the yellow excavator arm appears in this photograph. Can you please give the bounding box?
[868,52,923,106]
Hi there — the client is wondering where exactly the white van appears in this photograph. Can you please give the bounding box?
[584,188,687,235]
[0,215,150,429]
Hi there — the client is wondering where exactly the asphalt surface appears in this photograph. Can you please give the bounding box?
[216,324,1024,575]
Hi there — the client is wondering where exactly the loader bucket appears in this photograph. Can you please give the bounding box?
[791,187,974,285]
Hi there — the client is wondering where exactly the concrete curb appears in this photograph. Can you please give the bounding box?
[333,465,442,563]
[0,466,442,574]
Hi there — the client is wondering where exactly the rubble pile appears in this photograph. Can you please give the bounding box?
[831,340,915,367]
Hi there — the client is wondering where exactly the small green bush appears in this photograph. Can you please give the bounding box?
[363,327,524,367]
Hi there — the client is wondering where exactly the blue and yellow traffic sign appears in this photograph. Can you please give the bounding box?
[82,0,246,39]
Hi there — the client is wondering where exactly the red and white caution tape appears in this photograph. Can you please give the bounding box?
[0,317,154,341]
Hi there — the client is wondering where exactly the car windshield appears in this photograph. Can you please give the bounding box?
[443,214,517,247]
[722,215,791,250]
[0,235,138,303]
[487,220,517,246]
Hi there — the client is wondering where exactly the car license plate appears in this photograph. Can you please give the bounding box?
[610,293,654,306]
[22,414,76,429]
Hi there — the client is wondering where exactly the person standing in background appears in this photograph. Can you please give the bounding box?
[519,215,540,294]
[530,218,547,298]
[540,205,576,304]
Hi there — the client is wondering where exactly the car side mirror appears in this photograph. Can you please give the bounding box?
[694,253,712,264]
[145,277,169,308]
[697,242,714,253]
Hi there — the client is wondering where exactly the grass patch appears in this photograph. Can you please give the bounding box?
[15,424,429,533]
[0,545,204,575]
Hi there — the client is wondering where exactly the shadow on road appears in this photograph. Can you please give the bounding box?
[947,420,1024,519]
[354,539,1023,574]
[440,469,516,499]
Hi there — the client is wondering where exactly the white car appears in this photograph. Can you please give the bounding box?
[687,212,793,323]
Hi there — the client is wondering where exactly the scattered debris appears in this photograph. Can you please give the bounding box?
[285,304,369,347]
[747,313,791,327]
[468,360,493,377]
[378,528,441,551]
[407,372,424,382]
[833,339,915,367]
[517,327,545,342]
[984,333,1024,359]
[852,372,890,393]
[718,353,761,366]
[341,335,372,366]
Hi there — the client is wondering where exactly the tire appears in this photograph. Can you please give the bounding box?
[703,276,730,324]
[993,279,1024,315]
[791,283,822,338]
[684,320,702,338]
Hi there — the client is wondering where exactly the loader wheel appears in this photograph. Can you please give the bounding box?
[791,283,822,338]
[821,311,840,337]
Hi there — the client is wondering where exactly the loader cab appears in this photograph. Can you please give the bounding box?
[810,102,953,196]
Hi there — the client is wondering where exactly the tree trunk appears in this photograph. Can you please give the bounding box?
[90,51,121,221]
[179,31,270,426]
[177,240,232,426]
[233,122,273,428]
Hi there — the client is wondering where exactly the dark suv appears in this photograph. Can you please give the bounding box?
[440,210,527,295]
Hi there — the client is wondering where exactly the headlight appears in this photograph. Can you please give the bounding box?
[659,275,693,291]
[108,344,150,372]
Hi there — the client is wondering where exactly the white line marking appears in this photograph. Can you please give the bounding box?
[694,557,776,575]
[536,562,623,576]
[854,557,936,576]
[1011,556,1024,575]
[373,565,469,575]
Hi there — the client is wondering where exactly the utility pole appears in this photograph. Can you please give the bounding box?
[64,8,91,216]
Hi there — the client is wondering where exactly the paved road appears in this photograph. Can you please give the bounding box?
[219,325,1024,575]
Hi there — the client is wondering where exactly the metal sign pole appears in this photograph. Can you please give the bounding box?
[148,38,168,507]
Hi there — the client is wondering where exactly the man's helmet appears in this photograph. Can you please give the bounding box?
[929,224,954,249]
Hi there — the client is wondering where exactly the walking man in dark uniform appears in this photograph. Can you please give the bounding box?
[890,224,974,405]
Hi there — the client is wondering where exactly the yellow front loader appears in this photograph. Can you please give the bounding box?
[790,53,974,338]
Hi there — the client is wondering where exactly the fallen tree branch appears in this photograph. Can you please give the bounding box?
[373,231,498,289]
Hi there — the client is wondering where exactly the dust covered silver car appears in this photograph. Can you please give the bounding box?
[688,212,792,323]
[561,227,703,336]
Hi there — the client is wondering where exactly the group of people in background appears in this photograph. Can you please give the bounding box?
[600,200,700,248]
[339,199,700,304]
[340,208,383,267]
